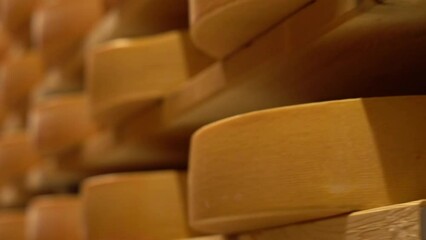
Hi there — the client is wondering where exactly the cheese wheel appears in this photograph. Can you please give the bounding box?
[88,31,213,125]
[0,0,38,42]
[0,133,40,182]
[27,195,83,240]
[190,0,313,58]
[189,96,426,233]
[0,50,44,110]
[82,171,194,240]
[32,0,104,68]
[85,0,187,47]
[28,94,96,155]
[0,211,25,240]
[120,0,426,145]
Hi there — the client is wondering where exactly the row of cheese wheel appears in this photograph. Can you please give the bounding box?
[0,92,426,238]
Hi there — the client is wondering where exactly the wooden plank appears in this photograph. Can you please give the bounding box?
[190,0,313,58]
[189,96,426,234]
[236,200,426,240]
[87,30,213,126]
[27,195,83,240]
[82,171,195,240]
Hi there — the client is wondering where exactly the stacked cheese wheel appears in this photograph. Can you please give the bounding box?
[0,0,423,239]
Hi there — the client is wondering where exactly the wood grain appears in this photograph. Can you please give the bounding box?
[189,96,426,234]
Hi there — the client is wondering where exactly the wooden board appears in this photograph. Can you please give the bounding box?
[82,171,195,240]
[190,0,312,58]
[118,0,426,152]
[236,200,426,239]
[87,30,213,125]
[189,96,426,234]
[28,94,96,156]
[0,211,25,240]
[85,0,187,48]
[27,195,83,240]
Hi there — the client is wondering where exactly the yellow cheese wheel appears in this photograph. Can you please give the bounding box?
[119,0,426,146]
[32,0,104,68]
[189,96,426,234]
[190,0,313,58]
[86,0,187,47]
[0,50,44,110]
[0,0,38,42]
[88,30,213,125]
[0,133,40,182]
[0,211,25,240]
[27,195,83,240]
[28,94,96,155]
[82,171,195,240]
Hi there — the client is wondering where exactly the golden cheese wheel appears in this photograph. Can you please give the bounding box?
[0,50,44,110]
[28,94,96,155]
[82,171,195,240]
[86,0,187,47]
[0,0,38,42]
[190,0,313,58]
[189,96,426,234]
[0,211,25,240]
[119,0,426,146]
[0,133,40,182]
[88,30,213,125]
[27,195,83,240]
[32,0,104,68]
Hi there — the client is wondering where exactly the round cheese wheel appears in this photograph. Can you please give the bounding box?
[0,133,40,182]
[88,30,212,125]
[86,0,187,47]
[31,0,104,68]
[27,195,83,240]
[189,96,426,233]
[0,50,44,110]
[82,171,195,240]
[0,211,25,240]
[28,94,96,155]
[190,0,314,58]
[0,0,38,42]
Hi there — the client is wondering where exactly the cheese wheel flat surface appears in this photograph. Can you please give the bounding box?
[27,195,83,240]
[88,30,213,125]
[82,171,194,240]
[28,94,96,155]
[190,0,312,58]
[189,96,426,233]
[32,0,104,67]
[86,0,187,47]
[0,211,25,240]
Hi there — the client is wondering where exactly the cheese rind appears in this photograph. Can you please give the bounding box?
[82,171,194,240]
[26,195,83,240]
[87,31,213,125]
[189,96,426,233]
